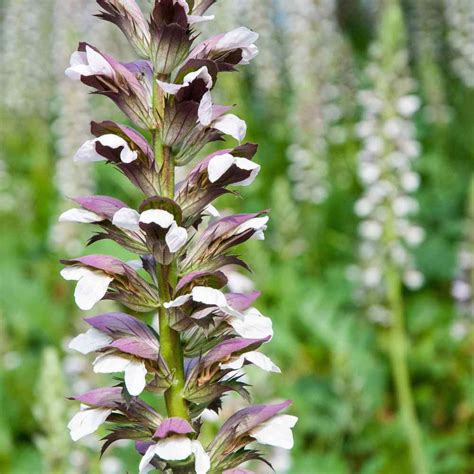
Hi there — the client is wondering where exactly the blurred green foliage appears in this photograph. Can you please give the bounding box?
[0,0,473,473]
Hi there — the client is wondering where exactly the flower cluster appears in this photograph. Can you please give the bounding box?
[451,180,474,340]
[445,0,474,88]
[60,1,296,472]
[351,4,425,325]
[283,0,355,204]
[0,0,53,115]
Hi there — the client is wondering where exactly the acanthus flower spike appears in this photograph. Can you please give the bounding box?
[61,1,296,472]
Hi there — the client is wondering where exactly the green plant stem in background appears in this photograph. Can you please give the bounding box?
[386,263,429,474]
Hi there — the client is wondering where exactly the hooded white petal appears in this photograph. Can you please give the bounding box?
[191,441,211,474]
[182,66,213,89]
[213,114,247,142]
[192,286,228,307]
[65,51,88,80]
[165,223,188,253]
[124,359,147,396]
[188,14,214,24]
[215,27,259,50]
[240,44,259,65]
[163,294,192,308]
[203,204,220,217]
[68,407,112,441]
[154,436,193,461]
[207,154,235,182]
[158,66,212,96]
[157,81,184,94]
[84,46,114,76]
[233,158,260,186]
[69,328,112,354]
[97,133,126,149]
[59,208,103,223]
[139,209,175,228]
[74,139,105,162]
[244,351,280,373]
[220,356,245,371]
[120,146,138,163]
[112,208,141,232]
[60,265,91,281]
[198,91,213,126]
[229,308,273,339]
[73,270,113,311]
[236,216,269,240]
[221,351,279,373]
[139,444,159,474]
[250,414,298,449]
[93,352,131,373]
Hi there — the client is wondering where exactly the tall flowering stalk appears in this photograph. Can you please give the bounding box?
[284,0,355,204]
[59,1,296,472]
[353,1,428,473]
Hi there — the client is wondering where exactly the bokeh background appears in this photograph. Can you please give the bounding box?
[0,0,473,472]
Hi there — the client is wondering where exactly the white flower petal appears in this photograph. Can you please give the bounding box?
[157,80,184,94]
[165,223,188,253]
[74,139,104,162]
[182,66,213,89]
[60,266,91,281]
[229,308,273,339]
[97,134,127,149]
[65,51,87,80]
[220,355,245,371]
[69,328,112,354]
[213,114,247,142]
[198,91,213,126]
[188,14,214,24]
[243,351,280,373]
[139,445,159,474]
[124,359,147,396]
[120,146,138,163]
[93,352,131,374]
[155,436,193,461]
[191,441,211,474]
[215,27,259,51]
[74,270,113,311]
[59,208,103,223]
[203,204,220,217]
[164,294,192,308]
[85,45,114,76]
[250,415,298,449]
[68,407,112,441]
[192,286,227,307]
[233,157,260,186]
[240,44,259,64]
[207,153,235,182]
[158,66,212,96]
[112,208,141,232]
[236,216,269,240]
[139,209,175,228]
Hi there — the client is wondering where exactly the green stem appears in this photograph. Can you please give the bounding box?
[150,72,188,421]
[157,264,189,420]
[386,264,429,474]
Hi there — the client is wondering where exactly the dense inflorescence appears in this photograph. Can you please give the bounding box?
[451,180,474,339]
[284,0,355,204]
[352,2,425,325]
[445,0,474,88]
[59,1,296,472]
